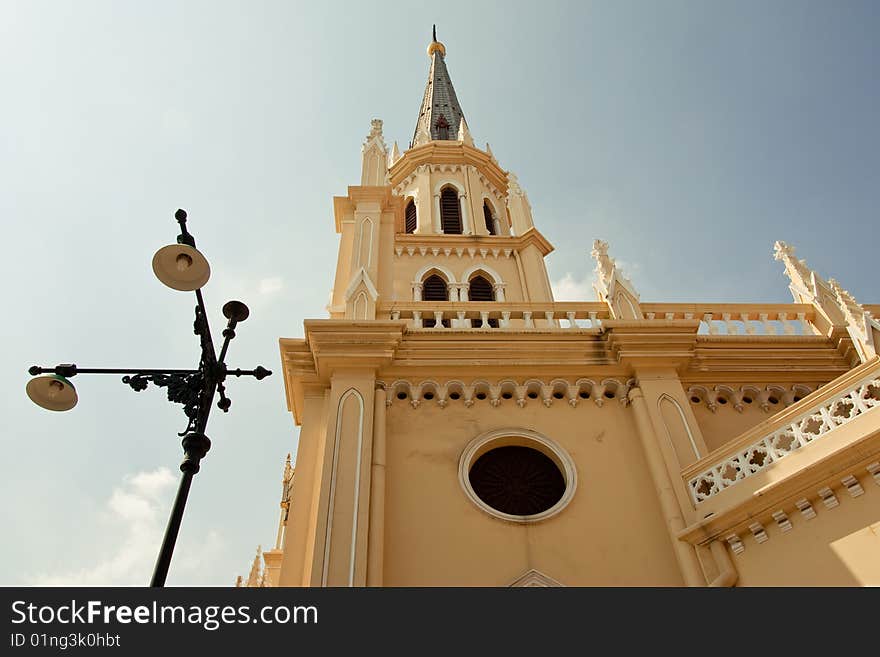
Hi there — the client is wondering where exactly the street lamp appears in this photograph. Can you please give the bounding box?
[25,208,272,587]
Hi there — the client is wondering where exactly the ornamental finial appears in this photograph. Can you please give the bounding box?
[428,24,446,57]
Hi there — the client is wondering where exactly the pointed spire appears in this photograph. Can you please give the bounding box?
[508,172,524,197]
[773,240,879,361]
[458,117,473,146]
[773,240,818,302]
[829,278,870,341]
[360,118,388,186]
[591,239,642,319]
[282,452,293,484]
[413,27,466,146]
[388,140,401,168]
[246,545,263,587]
[281,452,294,507]
[591,239,614,297]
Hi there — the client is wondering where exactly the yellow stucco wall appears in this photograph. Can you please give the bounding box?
[731,482,880,586]
[382,399,685,585]
[692,401,788,453]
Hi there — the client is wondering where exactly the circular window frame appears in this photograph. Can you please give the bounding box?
[458,428,577,523]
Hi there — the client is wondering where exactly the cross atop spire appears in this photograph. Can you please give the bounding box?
[412,27,466,147]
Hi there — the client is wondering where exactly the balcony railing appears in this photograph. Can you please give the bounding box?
[379,302,609,329]
[684,358,880,504]
[378,302,817,334]
[639,303,816,336]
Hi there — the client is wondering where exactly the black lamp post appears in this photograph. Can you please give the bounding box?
[25,209,271,587]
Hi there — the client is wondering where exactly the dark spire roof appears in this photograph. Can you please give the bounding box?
[412,27,466,146]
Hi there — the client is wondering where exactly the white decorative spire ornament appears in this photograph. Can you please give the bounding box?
[360,118,388,186]
[774,240,879,361]
[591,240,642,319]
[458,117,474,146]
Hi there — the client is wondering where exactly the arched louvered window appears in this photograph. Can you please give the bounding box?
[422,274,450,328]
[422,275,448,301]
[469,275,498,328]
[483,201,496,235]
[440,187,462,234]
[469,276,494,301]
[405,199,417,234]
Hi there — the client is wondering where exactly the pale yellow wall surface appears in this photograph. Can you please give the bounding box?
[278,388,328,587]
[377,214,397,299]
[692,402,785,454]
[382,399,685,585]
[731,482,880,586]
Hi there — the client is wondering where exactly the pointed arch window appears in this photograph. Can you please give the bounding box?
[469,275,494,301]
[422,274,448,302]
[483,201,496,235]
[435,114,450,140]
[440,187,462,234]
[422,274,450,328]
[405,199,417,234]
[469,275,498,328]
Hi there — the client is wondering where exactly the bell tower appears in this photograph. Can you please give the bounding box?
[328,29,555,331]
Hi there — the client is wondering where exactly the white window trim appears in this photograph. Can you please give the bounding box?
[458,428,577,524]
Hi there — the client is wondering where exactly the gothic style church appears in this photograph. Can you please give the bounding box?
[238,31,880,587]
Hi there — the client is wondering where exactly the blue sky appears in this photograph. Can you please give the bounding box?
[1,1,877,585]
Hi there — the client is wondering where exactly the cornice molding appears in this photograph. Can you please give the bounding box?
[602,320,700,368]
[279,322,406,424]
[279,320,867,423]
[303,320,406,381]
[333,186,403,233]
[389,141,508,194]
[393,227,554,256]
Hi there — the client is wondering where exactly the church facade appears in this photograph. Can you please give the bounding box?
[239,33,880,587]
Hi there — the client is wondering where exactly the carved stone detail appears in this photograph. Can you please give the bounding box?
[384,377,635,409]
[795,498,817,520]
[771,510,793,533]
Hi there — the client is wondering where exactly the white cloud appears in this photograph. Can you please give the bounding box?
[551,258,643,302]
[615,259,642,282]
[258,277,283,296]
[551,272,595,301]
[28,467,223,586]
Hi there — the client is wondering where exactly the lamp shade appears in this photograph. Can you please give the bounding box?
[152,243,211,291]
[26,374,78,411]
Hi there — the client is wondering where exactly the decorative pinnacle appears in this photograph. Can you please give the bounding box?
[433,24,436,42]
[773,240,793,261]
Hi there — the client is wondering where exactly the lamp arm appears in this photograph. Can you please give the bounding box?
[28,365,200,377]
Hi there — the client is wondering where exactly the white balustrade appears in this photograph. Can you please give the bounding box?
[381,304,816,335]
[688,374,880,503]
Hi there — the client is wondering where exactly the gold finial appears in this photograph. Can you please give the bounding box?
[427,24,446,57]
